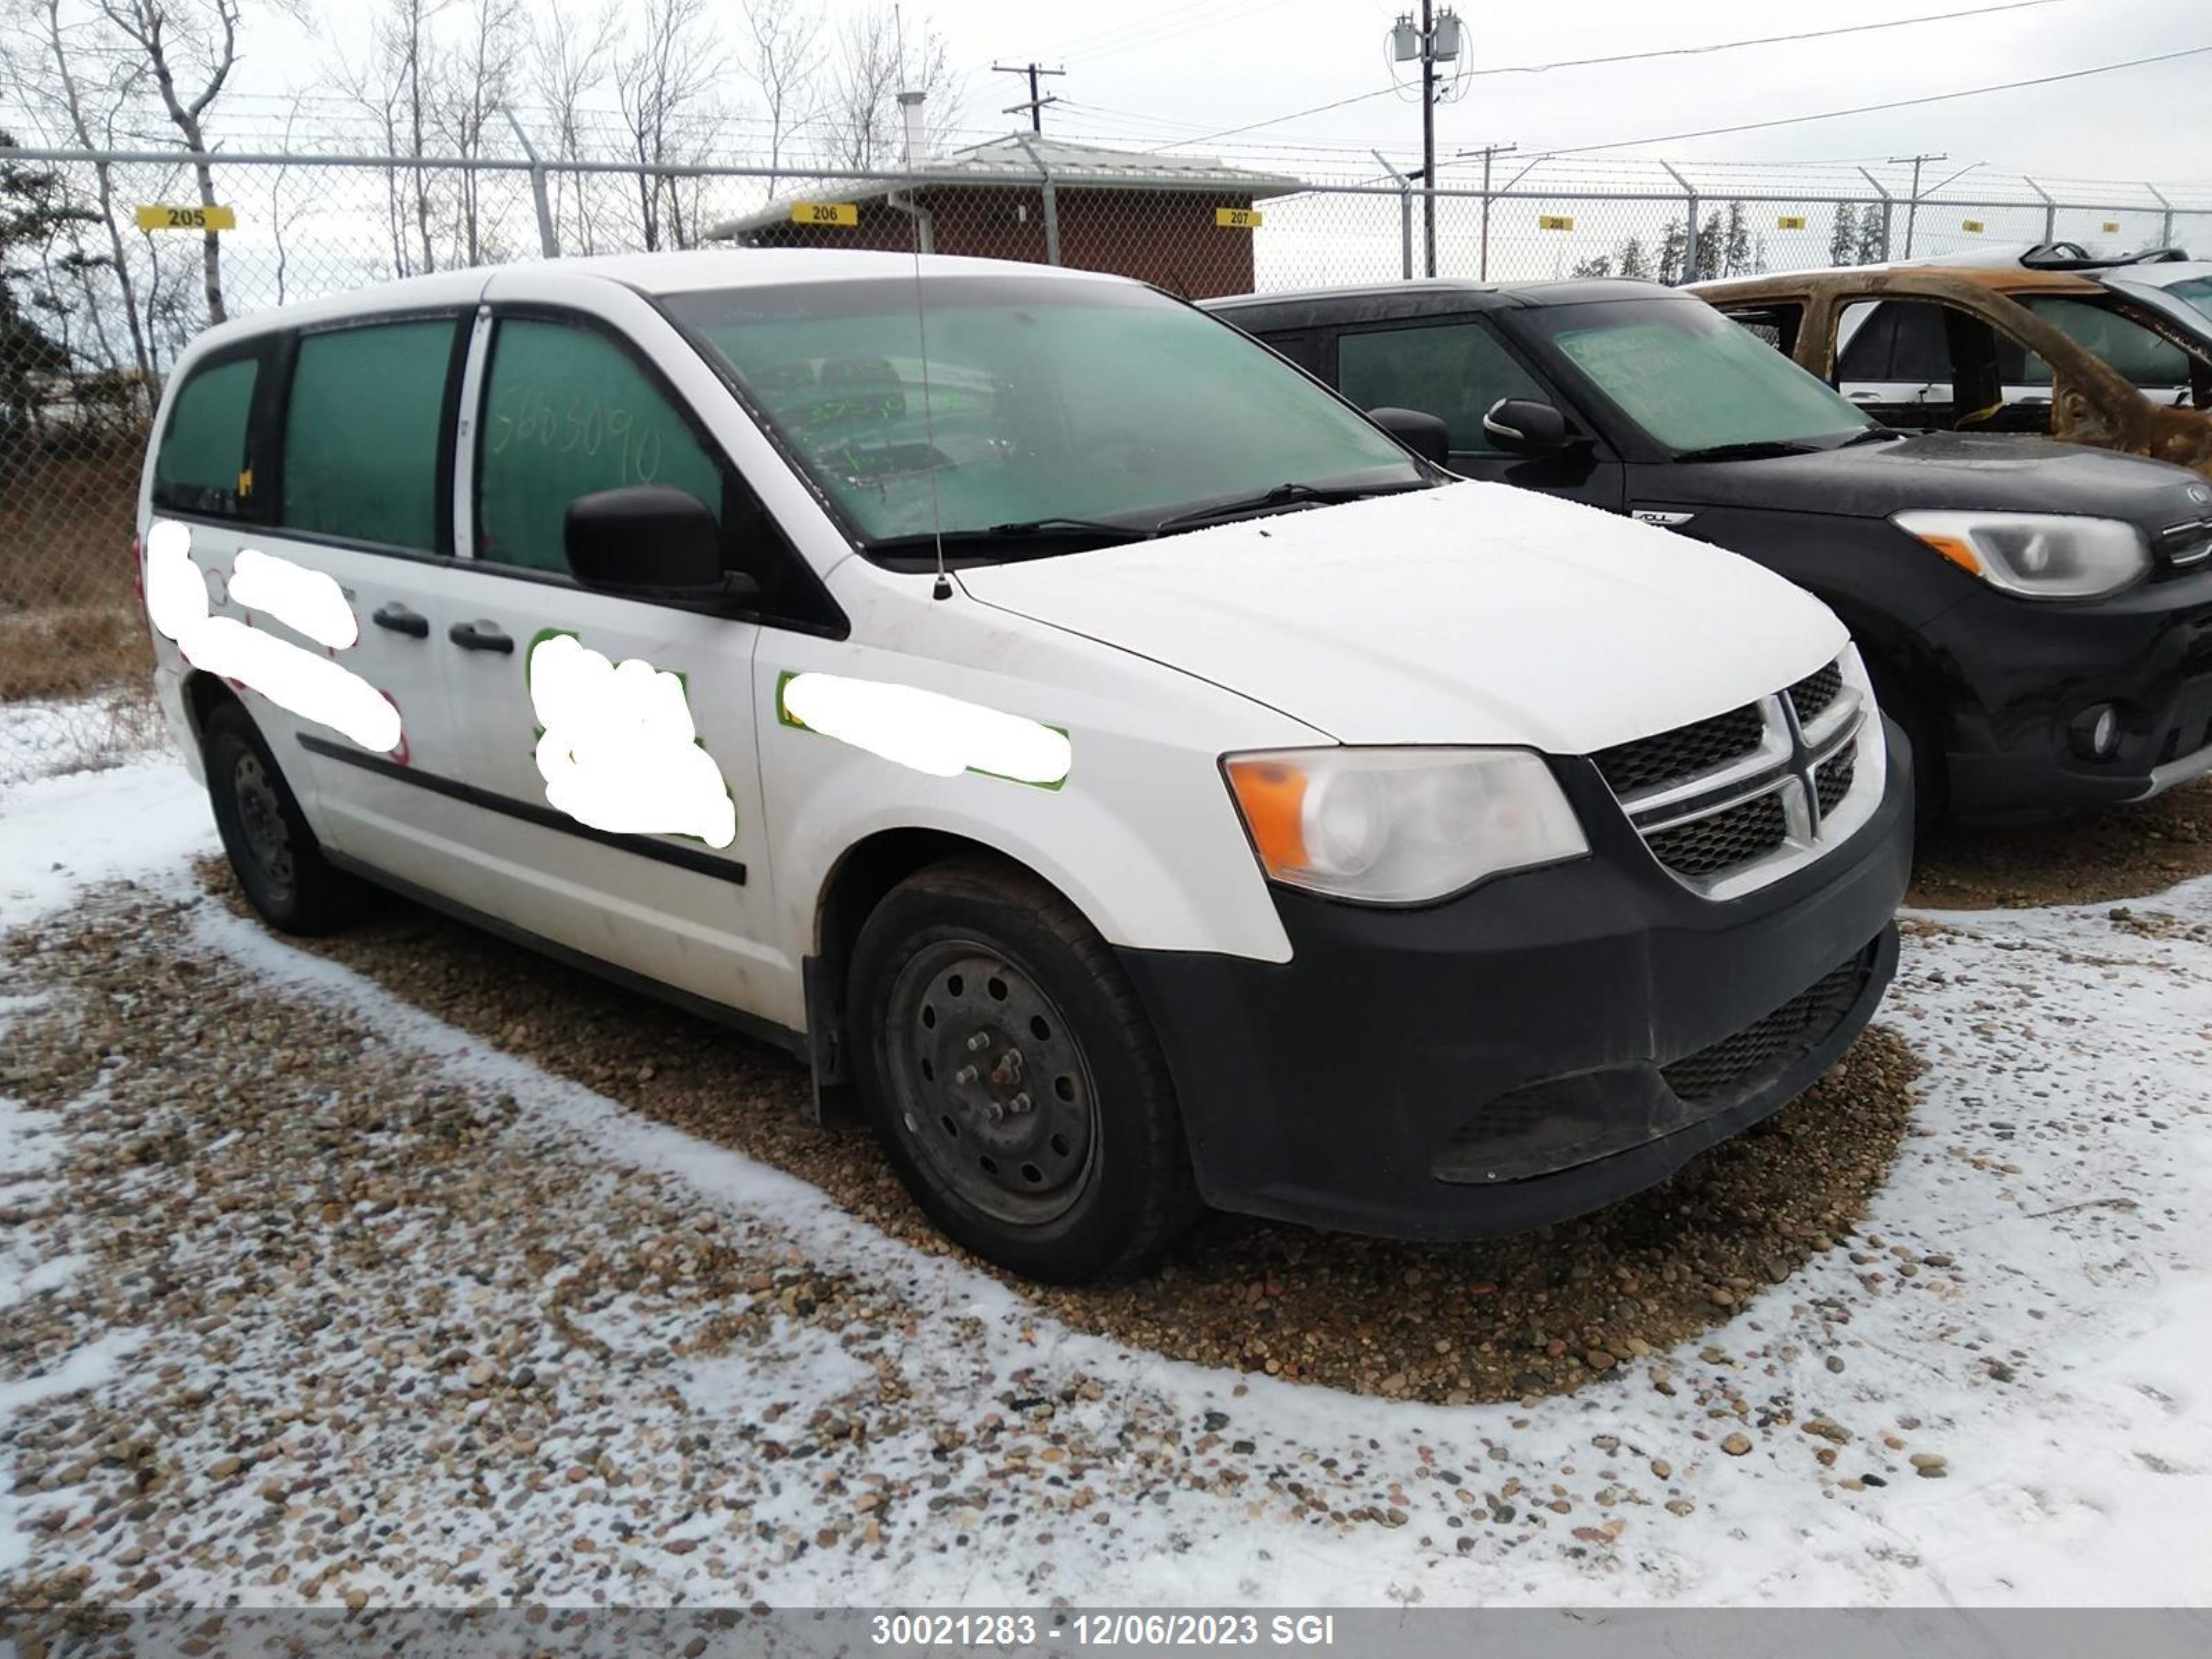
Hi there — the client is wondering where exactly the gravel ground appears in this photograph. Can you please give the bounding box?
[1909,778,2212,910]
[186,858,1921,1407]
[6,758,2211,1609]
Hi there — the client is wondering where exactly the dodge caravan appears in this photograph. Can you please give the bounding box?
[140,252,1911,1282]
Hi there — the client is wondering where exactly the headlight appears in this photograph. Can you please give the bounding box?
[1893,510,2149,599]
[1224,747,1588,904]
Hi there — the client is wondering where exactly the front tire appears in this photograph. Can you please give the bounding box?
[203,702,358,935]
[848,858,1200,1282]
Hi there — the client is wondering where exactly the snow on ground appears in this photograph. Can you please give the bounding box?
[1,750,2209,1606]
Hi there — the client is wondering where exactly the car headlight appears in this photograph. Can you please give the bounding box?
[1224,747,1588,904]
[1893,510,2149,599]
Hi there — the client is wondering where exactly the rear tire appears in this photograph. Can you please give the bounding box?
[848,857,1200,1283]
[203,702,359,935]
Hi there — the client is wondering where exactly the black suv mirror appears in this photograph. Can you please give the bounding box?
[1366,406,1451,467]
[564,485,751,599]
[1482,398,1577,456]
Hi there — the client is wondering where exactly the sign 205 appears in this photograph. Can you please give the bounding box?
[135,204,236,232]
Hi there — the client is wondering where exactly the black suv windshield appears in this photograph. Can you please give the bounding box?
[1512,296,1877,457]
[662,275,1425,555]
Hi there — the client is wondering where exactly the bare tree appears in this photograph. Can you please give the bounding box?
[528,0,617,254]
[742,0,820,193]
[331,0,445,276]
[826,6,960,172]
[428,0,521,265]
[615,0,728,252]
[94,0,240,323]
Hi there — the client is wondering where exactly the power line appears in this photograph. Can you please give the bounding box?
[1538,41,2212,156]
[1154,0,2086,149]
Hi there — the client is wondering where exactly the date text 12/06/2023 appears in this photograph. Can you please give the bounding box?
[868,1613,1339,1648]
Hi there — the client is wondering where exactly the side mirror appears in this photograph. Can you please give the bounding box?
[1482,397,1577,456]
[564,485,750,600]
[1367,405,1452,467]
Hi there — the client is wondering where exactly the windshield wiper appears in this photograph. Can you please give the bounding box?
[867,518,1153,566]
[1671,439,1820,464]
[1149,479,1422,535]
[1836,427,1907,447]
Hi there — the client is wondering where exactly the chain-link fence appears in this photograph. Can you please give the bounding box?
[5,140,2209,780]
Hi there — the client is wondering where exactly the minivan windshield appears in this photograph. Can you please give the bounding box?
[662,275,1426,556]
[1512,297,1878,458]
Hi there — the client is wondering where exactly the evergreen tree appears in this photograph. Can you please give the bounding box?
[1855,204,1889,264]
[1,135,88,448]
[1828,203,1859,266]
[1570,253,1615,279]
[1692,209,1725,283]
[1657,218,1688,285]
[1723,200,1752,277]
[1618,236,1653,281]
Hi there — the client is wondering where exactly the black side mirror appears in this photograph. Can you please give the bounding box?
[564,485,751,600]
[1367,406,1452,467]
[1482,398,1577,456]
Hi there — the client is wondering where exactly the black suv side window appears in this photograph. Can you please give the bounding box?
[152,348,268,520]
[281,317,462,553]
[1337,321,1548,454]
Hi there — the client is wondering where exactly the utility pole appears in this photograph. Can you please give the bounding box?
[1391,6,1461,277]
[1888,152,1946,261]
[993,62,1065,133]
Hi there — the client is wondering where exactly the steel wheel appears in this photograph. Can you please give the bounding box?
[883,939,1099,1226]
[231,750,296,900]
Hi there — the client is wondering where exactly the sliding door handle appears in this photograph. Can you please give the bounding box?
[448,619,514,654]
[372,602,429,638]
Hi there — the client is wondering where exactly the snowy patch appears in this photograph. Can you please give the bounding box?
[528,632,737,848]
[0,756,215,932]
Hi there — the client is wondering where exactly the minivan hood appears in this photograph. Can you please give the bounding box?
[956,482,1844,752]
[1656,431,2210,527]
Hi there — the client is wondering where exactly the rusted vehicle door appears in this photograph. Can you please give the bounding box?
[1699,270,2212,481]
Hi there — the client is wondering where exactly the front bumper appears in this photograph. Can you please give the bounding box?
[1115,729,1913,1240]
[1927,570,2212,822]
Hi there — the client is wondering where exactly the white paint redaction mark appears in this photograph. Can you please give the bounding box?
[529,632,738,850]
[225,547,359,650]
[144,520,402,753]
[780,671,1071,786]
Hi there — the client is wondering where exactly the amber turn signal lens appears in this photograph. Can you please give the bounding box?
[1225,758,1308,874]
[1915,532,1983,575]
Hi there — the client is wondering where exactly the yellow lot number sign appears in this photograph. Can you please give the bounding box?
[1962,218,1986,234]
[791,202,859,227]
[2103,221,2122,233]
[1215,206,1262,229]
[1777,215,1808,229]
[135,204,235,232]
[1539,214,1575,232]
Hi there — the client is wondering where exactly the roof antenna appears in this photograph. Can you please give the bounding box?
[892,24,951,601]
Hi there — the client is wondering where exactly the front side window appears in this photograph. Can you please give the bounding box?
[1521,297,1876,454]
[476,318,725,572]
[153,353,262,518]
[663,276,1422,553]
[282,317,458,552]
[2018,297,2193,388]
[1338,322,1548,454]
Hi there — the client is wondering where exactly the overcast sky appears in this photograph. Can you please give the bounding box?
[62,0,2212,192]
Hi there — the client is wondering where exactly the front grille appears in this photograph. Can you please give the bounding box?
[1788,662,1844,727]
[1591,704,1763,796]
[1645,791,1789,878]
[1660,957,1866,1103]
[1815,747,1856,814]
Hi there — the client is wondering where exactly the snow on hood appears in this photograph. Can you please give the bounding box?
[957,481,1846,753]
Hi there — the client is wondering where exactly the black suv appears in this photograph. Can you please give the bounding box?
[1203,279,2212,825]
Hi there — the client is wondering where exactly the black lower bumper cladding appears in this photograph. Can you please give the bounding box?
[1117,728,1914,1240]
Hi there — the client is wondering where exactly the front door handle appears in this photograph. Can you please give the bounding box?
[1847,391,1882,403]
[448,619,514,654]
[372,602,429,638]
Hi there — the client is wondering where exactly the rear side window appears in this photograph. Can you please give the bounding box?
[281,318,459,552]
[1338,322,1547,453]
[1836,303,1900,380]
[476,318,724,572]
[153,355,262,518]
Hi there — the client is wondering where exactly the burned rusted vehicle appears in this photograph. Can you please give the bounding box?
[1693,267,2212,481]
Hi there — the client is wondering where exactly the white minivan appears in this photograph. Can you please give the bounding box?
[140,251,1912,1282]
